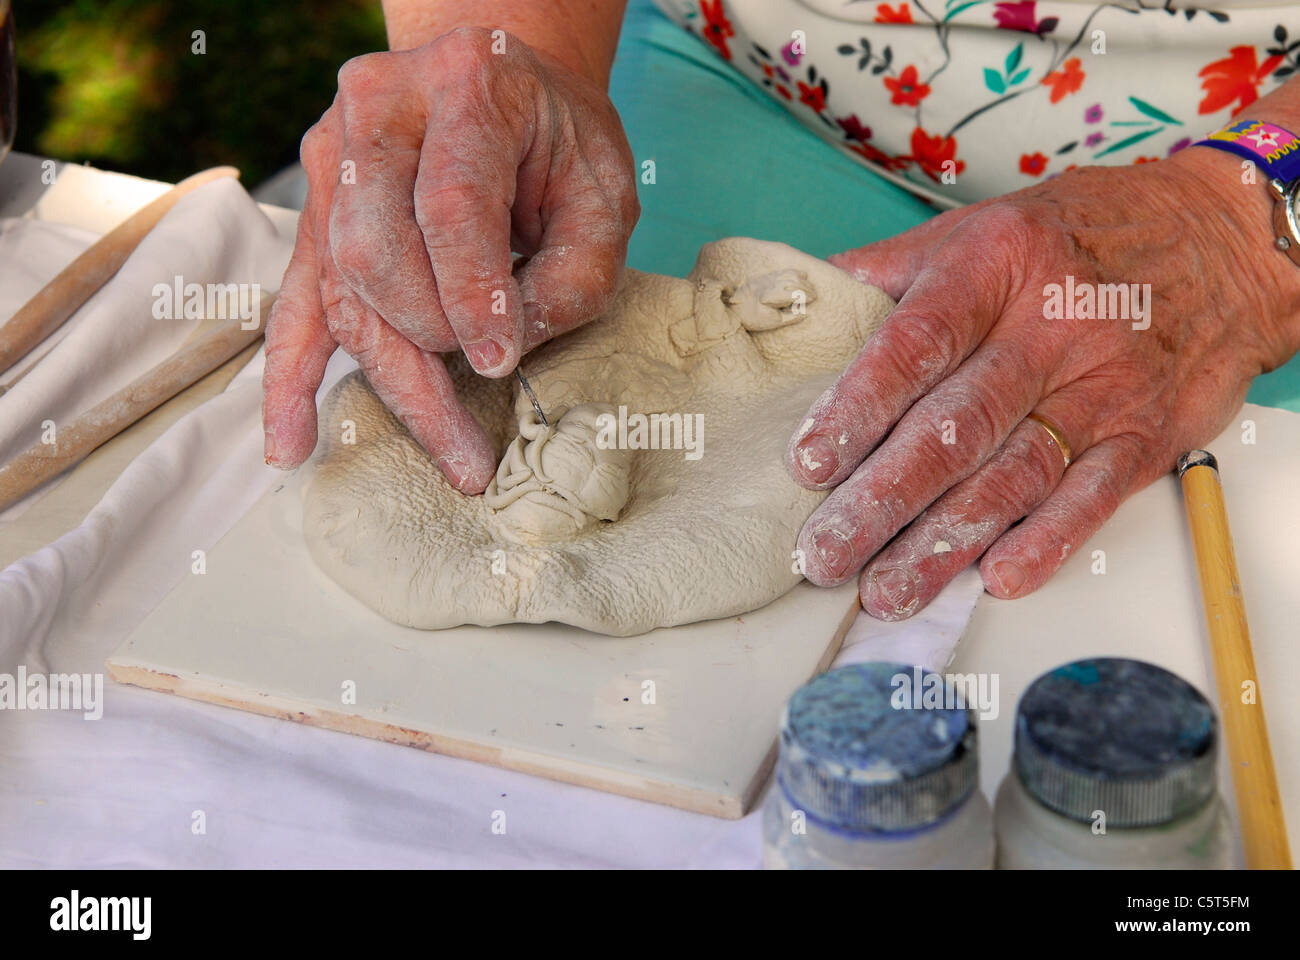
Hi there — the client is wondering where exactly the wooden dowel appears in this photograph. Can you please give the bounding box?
[0,293,274,512]
[0,165,240,376]
[1178,449,1292,869]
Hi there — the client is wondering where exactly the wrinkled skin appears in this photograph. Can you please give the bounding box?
[788,146,1300,619]
[262,27,639,492]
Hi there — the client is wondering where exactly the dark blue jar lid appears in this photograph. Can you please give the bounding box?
[1014,658,1218,827]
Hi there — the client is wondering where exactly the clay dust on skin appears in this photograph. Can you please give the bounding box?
[801,466,918,587]
[797,444,822,474]
[805,359,1055,592]
[792,326,1038,588]
[862,511,1004,619]
[788,385,859,486]
[791,417,826,475]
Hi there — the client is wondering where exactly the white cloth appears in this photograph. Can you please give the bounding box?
[0,180,979,867]
[0,219,98,396]
[0,178,290,476]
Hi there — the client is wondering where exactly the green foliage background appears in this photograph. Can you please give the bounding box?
[12,0,388,186]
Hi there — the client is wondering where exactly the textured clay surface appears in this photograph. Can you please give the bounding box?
[303,238,894,636]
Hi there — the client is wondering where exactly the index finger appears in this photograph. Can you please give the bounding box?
[515,187,634,351]
[262,211,337,469]
[414,63,525,377]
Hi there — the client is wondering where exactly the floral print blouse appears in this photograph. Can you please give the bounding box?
[652,0,1300,205]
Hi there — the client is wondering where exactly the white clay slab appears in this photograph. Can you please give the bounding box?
[107,470,859,818]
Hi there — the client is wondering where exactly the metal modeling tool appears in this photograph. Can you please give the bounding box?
[515,369,548,426]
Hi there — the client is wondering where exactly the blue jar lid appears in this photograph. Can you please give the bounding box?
[777,663,979,834]
[1014,658,1217,827]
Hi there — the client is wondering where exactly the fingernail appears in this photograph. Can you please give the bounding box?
[465,338,506,373]
[264,431,277,466]
[795,435,839,485]
[991,560,1026,597]
[437,456,469,491]
[811,528,854,581]
[868,566,916,615]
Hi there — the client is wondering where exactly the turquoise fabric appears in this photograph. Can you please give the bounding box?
[1249,353,1300,413]
[607,0,934,275]
[608,0,1300,412]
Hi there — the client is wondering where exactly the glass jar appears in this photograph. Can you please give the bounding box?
[995,657,1233,869]
[762,662,993,869]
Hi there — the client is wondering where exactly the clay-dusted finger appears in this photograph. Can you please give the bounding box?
[330,52,457,354]
[321,288,496,493]
[857,413,1073,620]
[979,436,1144,599]
[315,190,495,493]
[262,110,349,469]
[515,192,634,351]
[413,49,526,377]
[262,214,337,469]
[796,335,1050,588]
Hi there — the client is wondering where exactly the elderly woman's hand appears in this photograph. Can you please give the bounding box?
[262,26,638,493]
[788,147,1300,619]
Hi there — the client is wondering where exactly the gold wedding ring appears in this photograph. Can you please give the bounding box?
[1026,413,1072,468]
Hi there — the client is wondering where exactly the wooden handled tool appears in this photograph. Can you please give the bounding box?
[0,293,274,512]
[0,165,240,376]
[1178,449,1292,869]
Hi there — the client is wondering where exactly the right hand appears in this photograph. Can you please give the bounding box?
[262,27,639,493]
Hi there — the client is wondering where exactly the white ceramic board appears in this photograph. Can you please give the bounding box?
[107,469,860,818]
[957,402,1300,865]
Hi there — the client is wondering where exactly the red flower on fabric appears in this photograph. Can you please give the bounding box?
[699,0,734,61]
[1041,58,1084,104]
[1133,156,1161,164]
[1020,152,1049,176]
[875,3,914,23]
[994,1,1039,31]
[837,114,873,142]
[884,65,932,107]
[849,141,911,172]
[910,128,964,181]
[797,80,827,111]
[1198,46,1283,116]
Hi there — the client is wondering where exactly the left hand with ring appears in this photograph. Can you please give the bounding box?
[787,139,1300,620]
